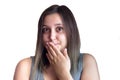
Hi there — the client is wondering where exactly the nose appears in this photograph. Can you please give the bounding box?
[49,30,56,41]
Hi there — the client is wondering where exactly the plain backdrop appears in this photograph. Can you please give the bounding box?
[0,0,120,80]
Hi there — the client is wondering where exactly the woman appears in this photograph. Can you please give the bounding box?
[14,5,100,80]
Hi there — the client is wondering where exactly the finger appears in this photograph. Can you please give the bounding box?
[48,42,61,55]
[46,53,54,64]
[46,53,56,64]
[62,48,69,58]
[46,53,51,63]
[46,43,57,57]
[47,50,54,61]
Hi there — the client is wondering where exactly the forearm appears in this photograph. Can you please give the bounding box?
[58,71,73,80]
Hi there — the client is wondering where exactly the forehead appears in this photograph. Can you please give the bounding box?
[43,13,63,26]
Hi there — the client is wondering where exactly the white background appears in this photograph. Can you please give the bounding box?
[0,0,120,80]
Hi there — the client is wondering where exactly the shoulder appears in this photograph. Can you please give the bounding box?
[14,57,32,80]
[81,53,100,80]
[82,53,96,65]
[82,53,97,72]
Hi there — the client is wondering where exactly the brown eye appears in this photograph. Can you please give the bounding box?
[56,27,64,32]
[42,28,49,33]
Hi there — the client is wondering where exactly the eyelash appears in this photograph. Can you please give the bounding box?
[42,28,49,33]
[56,27,64,32]
[42,27,64,33]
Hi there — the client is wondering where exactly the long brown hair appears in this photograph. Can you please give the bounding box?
[32,4,81,79]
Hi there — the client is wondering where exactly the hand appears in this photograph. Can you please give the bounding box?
[45,42,71,79]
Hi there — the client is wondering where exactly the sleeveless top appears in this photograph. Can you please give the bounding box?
[30,53,83,80]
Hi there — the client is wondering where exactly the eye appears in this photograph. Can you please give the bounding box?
[42,28,50,33]
[56,27,64,32]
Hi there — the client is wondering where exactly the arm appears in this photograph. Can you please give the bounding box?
[80,53,100,80]
[13,58,31,80]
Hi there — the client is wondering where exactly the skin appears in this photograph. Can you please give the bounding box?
[42,13,67,51]
[42,13,72,80]
[14,13,100,80]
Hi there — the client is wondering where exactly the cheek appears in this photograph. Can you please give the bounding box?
[43,35,48,44]
[60,35,67,45]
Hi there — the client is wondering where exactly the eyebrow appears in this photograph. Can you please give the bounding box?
[54,23,63,26]
[43,23,63,27]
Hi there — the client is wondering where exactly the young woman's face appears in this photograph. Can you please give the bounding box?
[42,13,67,51]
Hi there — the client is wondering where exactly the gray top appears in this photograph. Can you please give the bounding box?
[30,53,83,80]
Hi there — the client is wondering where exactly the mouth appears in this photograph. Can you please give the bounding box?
[46,41,59,45]
[52,43,60,48]
[45,42,62,50]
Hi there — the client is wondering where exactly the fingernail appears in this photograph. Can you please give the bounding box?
[64,48,67,52]
[46,42,49,45]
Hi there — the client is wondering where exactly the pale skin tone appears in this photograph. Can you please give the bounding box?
[14,13,100,80]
